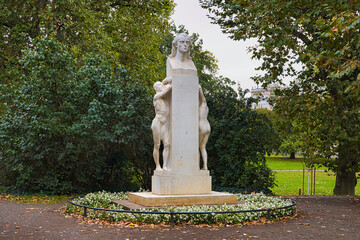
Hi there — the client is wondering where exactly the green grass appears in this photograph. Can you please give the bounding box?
[266,156,327,170]
[271,170,360,195]
[266,156,360,196]
[266,157,306,170]
[0,193,69,204]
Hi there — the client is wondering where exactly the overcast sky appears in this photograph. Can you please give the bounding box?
[171,0,262,91]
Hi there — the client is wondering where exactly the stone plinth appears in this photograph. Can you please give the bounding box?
[169,69,199,174]
[152,169,211,195]
[129,191,238,207]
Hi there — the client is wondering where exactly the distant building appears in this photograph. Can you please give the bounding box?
[250,85,276,110]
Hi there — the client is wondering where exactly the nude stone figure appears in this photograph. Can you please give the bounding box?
[199,86,210,170]
[152,33,210,173]
[151,81,171,171]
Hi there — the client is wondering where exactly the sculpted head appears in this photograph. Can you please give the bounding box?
[153,81,164,93]
[169,33,192,60]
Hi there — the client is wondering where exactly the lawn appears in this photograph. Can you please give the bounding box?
[266,156,360,196]
[266,156,306,170]
[0,194,69,204]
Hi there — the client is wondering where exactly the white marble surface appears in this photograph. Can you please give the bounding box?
[150,33,212,195]
[129,191,238,206]
[170,71,199,174]
[151,82,171,171]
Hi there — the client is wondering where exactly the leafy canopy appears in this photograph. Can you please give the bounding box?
[201,0,360,195]
[1,0,175,84]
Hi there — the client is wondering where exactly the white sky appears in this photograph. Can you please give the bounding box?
[171,0,262,91]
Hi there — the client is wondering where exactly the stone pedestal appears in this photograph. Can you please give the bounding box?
[152,170,211,195]
[129,191,238,207]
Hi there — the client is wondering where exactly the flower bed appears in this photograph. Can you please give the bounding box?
[66,191,295,225]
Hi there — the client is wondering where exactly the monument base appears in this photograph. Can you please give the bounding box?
[128,191,238,207]
[152,170,211,195]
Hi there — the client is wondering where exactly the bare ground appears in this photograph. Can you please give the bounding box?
[1,196,359,240]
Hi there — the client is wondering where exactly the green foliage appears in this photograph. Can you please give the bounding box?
[1,0,174,84]
[255,108,281,155]
[201,0,360,195]
[1,20,277,194]
[0,37,154,194]
[67,191,295,225]
[1,0,175,194]
[278,135,301,158]
[206,85,275,192]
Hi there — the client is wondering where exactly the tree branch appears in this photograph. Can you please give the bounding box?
[110,0,132,8]
[2,22,14,28]
[292,30,312,45]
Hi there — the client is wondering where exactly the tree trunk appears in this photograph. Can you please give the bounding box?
[289,152,295,159]
[333,171,357,195]
[333,144,358,195]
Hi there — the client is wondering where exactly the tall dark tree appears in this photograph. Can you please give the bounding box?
[201,0,360,195]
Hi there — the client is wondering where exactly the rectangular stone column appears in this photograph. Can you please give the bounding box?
[152,69,211,195]
[170,69,199,173]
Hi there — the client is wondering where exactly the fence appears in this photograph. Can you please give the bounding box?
[68,196,297,226]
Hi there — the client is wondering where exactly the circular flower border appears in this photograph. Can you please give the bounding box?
[66,191,296,225]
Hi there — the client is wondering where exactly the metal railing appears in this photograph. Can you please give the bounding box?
[68,196,296,226]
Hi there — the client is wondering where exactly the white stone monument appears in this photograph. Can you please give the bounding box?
[129,33,237,206]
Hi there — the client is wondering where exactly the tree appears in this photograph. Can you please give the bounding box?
[0,0,175,193]
[0,37,155,193]
[206,80,275,192]
[1,0,174,84]
[255,108,281,156]
[201,0,360,195]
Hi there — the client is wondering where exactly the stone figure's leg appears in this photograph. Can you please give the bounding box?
[152,119,162,170]
[199,132,210,170]
[162,123,170,171]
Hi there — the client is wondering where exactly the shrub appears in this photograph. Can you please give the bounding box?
[0,37,154,194]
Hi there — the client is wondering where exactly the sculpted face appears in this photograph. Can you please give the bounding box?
[177,36,191,54]
[154,81,164,93]
[169,33,193,59]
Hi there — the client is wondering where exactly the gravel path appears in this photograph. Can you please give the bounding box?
[1,196,359,239]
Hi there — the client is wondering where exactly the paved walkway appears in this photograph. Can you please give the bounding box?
[1,196,359,239]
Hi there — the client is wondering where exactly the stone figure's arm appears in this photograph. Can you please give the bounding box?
[199,85,206,105]
[154,85,172,101]
[162,77,172,85]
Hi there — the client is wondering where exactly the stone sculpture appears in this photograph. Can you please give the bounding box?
[199,86,210,170]
[151,81,171,171]
[151,33,211,172]
[150,32,212,195]
[165,32,197,80]
[129,33,237,205]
